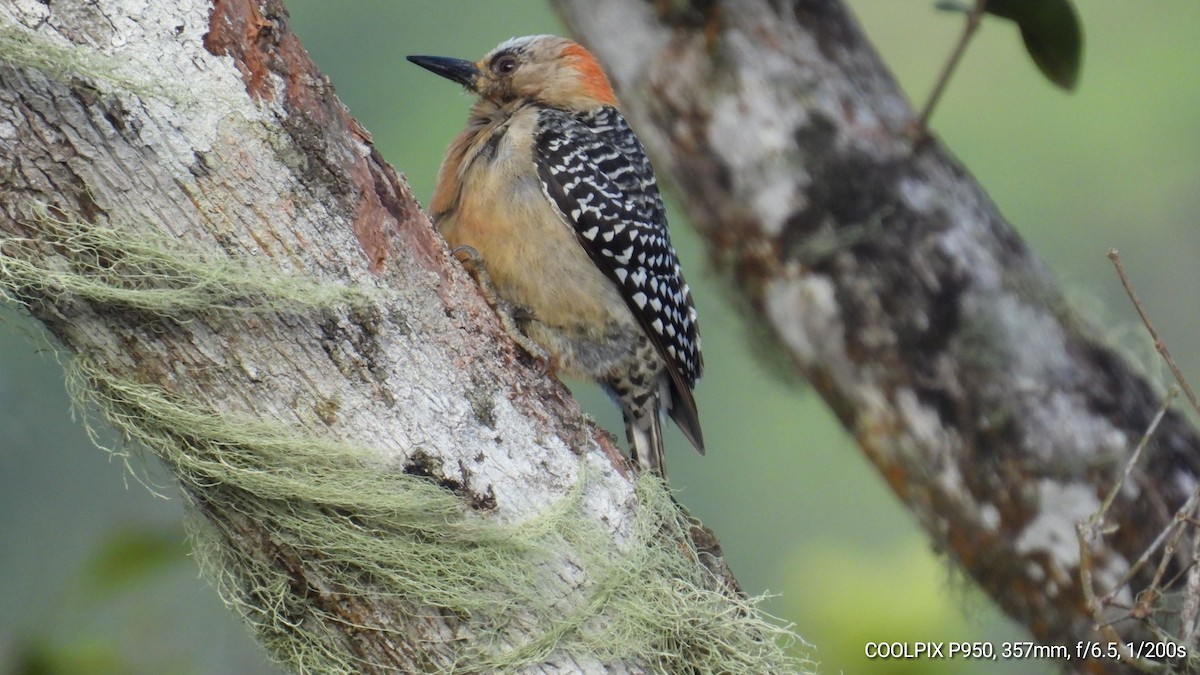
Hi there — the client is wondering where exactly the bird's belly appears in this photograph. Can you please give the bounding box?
[440,177,639,362]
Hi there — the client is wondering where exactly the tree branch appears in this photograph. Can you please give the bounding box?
[552,0,1200,666]
[0,1,802,672]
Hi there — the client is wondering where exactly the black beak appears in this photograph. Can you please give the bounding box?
[407,55,481,90]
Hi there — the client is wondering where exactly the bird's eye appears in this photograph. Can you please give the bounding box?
[491,54,519,75]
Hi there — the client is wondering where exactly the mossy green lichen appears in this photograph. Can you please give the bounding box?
[0,202,372,316]
[1,204,813,673]
[69,361,810,673]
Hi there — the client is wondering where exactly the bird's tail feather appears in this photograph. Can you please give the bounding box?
[627,410,666,478]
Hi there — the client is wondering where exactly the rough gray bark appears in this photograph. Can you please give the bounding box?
[552,0,1200,671]
[0,1,767,673]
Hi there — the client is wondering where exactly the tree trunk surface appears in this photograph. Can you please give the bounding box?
[0,1,781,673]
[552,1,1200,672]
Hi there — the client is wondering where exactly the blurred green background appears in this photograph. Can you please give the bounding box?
[2,2,1198,674]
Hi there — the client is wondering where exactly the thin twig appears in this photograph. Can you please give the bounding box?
[1076,520,1168,672]
[1109,248,1200,416]
[1103,489,1200,605]
[1096,387,1179,520]
[1085,388,1178,597]
[1181,532,1200,644]
[1077,384,1194,673]
[1074,247,1200,671]
[911,0,989,140]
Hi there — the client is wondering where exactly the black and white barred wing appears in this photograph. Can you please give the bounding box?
[533,106,704,448]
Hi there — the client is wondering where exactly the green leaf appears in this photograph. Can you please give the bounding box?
[985,0,1083,90]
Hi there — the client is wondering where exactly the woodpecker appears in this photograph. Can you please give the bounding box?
[408,35,703,476]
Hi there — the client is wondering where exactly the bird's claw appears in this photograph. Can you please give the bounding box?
[452,244,500,306]
[451,244,482,266]
[504,306,555,375]
[522,336,555,377]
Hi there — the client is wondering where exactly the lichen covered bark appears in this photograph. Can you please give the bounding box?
[0,1,804,672]
[553,0,1200,664]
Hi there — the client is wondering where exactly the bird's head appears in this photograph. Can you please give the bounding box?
[408,35,617,110]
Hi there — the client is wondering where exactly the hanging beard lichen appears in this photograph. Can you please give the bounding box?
[68,362,810,673]
[1,202,813,673]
